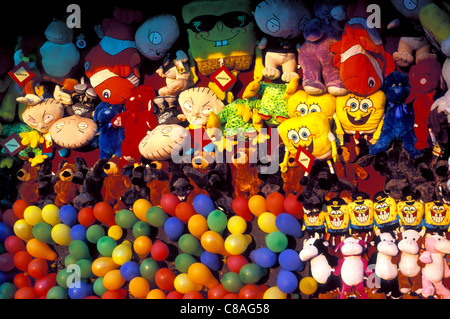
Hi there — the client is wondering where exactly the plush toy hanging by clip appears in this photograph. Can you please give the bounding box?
[397,192,425,232]
[424,201,450,235]
[324,196,350,247]
[348,191,374,241]
[372,190,400,233]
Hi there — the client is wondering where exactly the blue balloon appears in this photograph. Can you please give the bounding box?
[275,213,303,237]
[70,224,87,242]
[0,222,13,242]
[200,251,222,271]
[192,194,216,217]
[59,205,78,227]
[68,281,93,299]
[164,217,185,242]
[120,261,141,281]
[276,269,298,293]
[278,249,304,272]
[249,247,277,268]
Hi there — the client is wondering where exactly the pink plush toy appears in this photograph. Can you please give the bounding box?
[419,233,450,298]
[334,236,372,299]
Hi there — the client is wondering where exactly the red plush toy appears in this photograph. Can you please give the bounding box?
[112,85,158,166]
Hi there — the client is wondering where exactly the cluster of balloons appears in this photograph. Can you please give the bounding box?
[0,191,318,299]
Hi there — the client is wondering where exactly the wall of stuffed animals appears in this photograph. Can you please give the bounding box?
[0,0,450,300]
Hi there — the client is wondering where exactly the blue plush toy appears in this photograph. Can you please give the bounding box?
[93,102,125,159]
[369,71,422,159]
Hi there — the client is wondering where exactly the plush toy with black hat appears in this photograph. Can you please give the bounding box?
[373,190,400,233]
[348,191,374,241]
[397,192,425,232]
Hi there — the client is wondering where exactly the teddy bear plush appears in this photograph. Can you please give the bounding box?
[53,160,83,207]
[102,155,132,211]
[232,146,262,198]
[121,164,150,208]
[93,101,125,159]
[16,161,39,204]
[144,160,171,206]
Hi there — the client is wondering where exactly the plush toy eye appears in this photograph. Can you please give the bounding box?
[309,104,322,113]
[78,122,88,130]
[266,18,280,33]
[287,129,300,143]
[296,103,308,116]
[346,98,359,111]
[368,76,376,88]
[149,31,162,45]
[375,204,382,210]
[382,203,388,208]
[27,117,37,127]
[162,127,172,134]
[102,89,111,99]
[56,122,65,130]
[359,99,373,112]
[403,0,417,11]
[298,127,311,141]
[183,101,193,113]
[43,114,55,124]
[202,106,213,116]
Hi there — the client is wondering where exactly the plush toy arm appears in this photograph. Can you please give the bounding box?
[330,134,338,163]
[20,131,44,149]
[258,37,268,50]
[175,50,188,63]
[252,46,265,84]
[419,251,433,264]
[54,86,73,105]
[236,104,253,123]
[333,259,345,275]
[371,117,384,143]
[279,147,290,173]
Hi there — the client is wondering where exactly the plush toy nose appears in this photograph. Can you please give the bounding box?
[17,170,25,178]
[104,163,110,170]
[62,171,72,178]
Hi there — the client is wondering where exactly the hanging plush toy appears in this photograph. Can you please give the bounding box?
[287,89,336,121]
[16,161,39,204]
[102,155,132,211]
[424,201,450,235]
[232,146,262,199]
[397,193,425,232]
[53,160,83,207]
[49,115,98,152]
[348,191,374,241]
[93,102,125,159]
[372,190,400,233]
[324,196,350,247]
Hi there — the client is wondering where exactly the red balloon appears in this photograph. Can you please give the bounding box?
[175,202,196,223]
[27,258,48,279]
[78,207,96,227]
[151,240,169,261]
[223,293,239,299]
[239,284,263,299]
[208,283,228,299]
[155,268,175,291]
[14,273,32,288]
[284,195,304,219]
[93,202,116,227]
[4,235,26,254]
[14,251,33,272]
[13,199,29,219]
[232,197,253,221]
[0,253,14,271]
[2,209,19,228]
[15,287,37,299]
[166,291,183,299]
[34,273,57,296]
[160,193,180,216]
[226,255,248,273]
[183,291,204,299]
[266,192,285,216]
[102,289,128,299]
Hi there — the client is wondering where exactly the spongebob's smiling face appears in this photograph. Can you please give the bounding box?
[326,203,350,230]
[374,197,398,224]
[425,202,450,226]
[288,90,336,120]
[398,200,424,226]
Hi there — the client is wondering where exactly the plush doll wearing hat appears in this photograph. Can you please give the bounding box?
[348,191,374,241]
[373,190,400,233]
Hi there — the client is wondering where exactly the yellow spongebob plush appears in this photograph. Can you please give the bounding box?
[397,194,425,232]
[372,191,400,232]
[325,197,350,246]
[287,90,336,121]
[424,201,450,233]
[334,90,386,145]
[302,208,327,238]
[348,192,374,236]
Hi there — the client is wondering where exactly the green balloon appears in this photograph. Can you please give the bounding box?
[56,269,71,288]
[174,253,197,273]
[76,259,94,278]
[207,210,227,234]
[222,272,244,293]
[178,234,204,257]
[265,231,288,253]
[115,209,139,229]
[96,236,117,257]
[32,222,54,244]
[239,263,268,284]
[133,221,151,238]
[86,225,106,244]
[64,254,78,267]
[0,282,17,299]
[146,206,168,228]
[139,258,160,283]
[69,240,91,260]
[93,277,107,297]
[46,286,68,299]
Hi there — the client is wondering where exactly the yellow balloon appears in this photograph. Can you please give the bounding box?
[188,262,219,289]
[13,219,34,242]
[133,236,153,258]
[103,269,125,290]
[174,273,202,294]
[263,286,287,299]
[129,276,150,299]
[108,225,123,240]
[23,205,44,226]
[299,276,318,295]
[41,204,60,226]
[188,214,208,239]
[146,288,166,299]
[227,215,247,234]
[224,233,252,255]
[257,212,279,233]
[112,240,132,265]
[133,199,152,222]
[91,257,119,277]
[51,223,72,246]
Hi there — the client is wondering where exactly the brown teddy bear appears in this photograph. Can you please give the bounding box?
[232,147,262,198]
[54,161,80,207]
[17,162,39,204]
[102,155,132,211]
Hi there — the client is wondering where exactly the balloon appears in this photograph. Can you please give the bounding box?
[200,251,222,271]
[103,269,125,290]
[151,240,169,261]
[239,263,268,284]
[56,269,71,288]
[248,195,267,217]
[284,195,304,218]
[132,221,151,238]
[14,286,37,299]
[70,224,87,242]
[14,251,33,272]
[133,198,152,221]
[226,255,248,273]
[250,247,278,268]
[51,223,72,246]
[166,290,184,299]
[146,206,169,228]
[232,196,253,221]
[146,288,166,299]
[174,273,202,294]
[0,253,14,272]
[266,192,285,215]
[41,204,61,226]
[257,212,279,233]
[187,214,208,239]
[160,193,180,216]
[0,223,13,242]
[2,209,18,228]
[115,209,139,229]
[239,284,264,299]
[97,236,117,257]
[13,219,33,242]
[32,222,53,244]
[59,205,78,227]
[188,262,219,289]
[174,253,197,273]
[277,269,298,293]
[275,213,303,237]
[155,268,175,291]
[279,249,304,272]
[4,235,25,254]
[299,276,318,295]
[224,234,252,255]
[26,239,57,260]
[120,261,141,281]
[175,202,196,223]
[93,277,107,297]
[27,258,48,278]
[93,202,116,227]
[34,273,57,296]
[101,289,127,299]
[140,258,159,282]
[85,225,106,244]
[77,259,93,278]
[207,210,227,234]
[265,231,288,253]
[13,199,29,219]
[227,216,247,234]
[208,283,228,299]
[91,257,119,277]
[23,205,43,226]
[192,194,215,217]
[179,234,203,257]
[107,225,122,241]
[183,291,204,299]
[14,272,32,288]
[263,286,287,299]
[201,231,228,256]
[0,282,17,299]
[68,281,93,299]
[164,217,185,242]
[46,286,68,299]
[112,241,132,265]
[77,207,95,227]
[221,272,244,293]
[133,236,152,258]
[129,276,150,298]
[69,240,90,260]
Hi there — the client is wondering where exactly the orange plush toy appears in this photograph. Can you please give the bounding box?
[102,155,132,211]
[16,162,39,204]
[54,161,80,207]
[232,147,262,198]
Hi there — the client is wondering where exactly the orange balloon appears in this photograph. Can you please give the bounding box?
[201,231,228,256]
[13,199,29,219]
[91,257,119,277]
[93,202,116,227]
[248,195,267,217]
[103,269,125,290]
[133,199,152,221]
[188,214,208,239]
[133,236,153,258]
[265,192,285,215]
[26,239,57,261]
[146,288,166,299]
[129,277,150,299]
[188,262,219,289]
